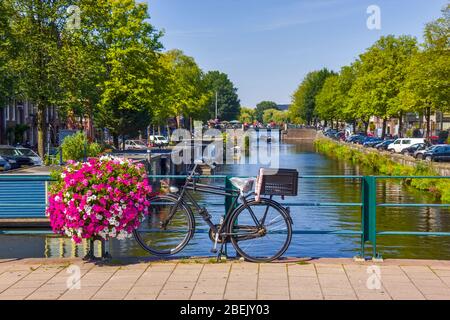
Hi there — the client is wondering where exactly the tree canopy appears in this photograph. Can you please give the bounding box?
[290,68,335,125]
[203,71,240,121]
[255,101,278,122]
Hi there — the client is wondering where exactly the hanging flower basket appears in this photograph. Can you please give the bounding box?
[46,156,152,244]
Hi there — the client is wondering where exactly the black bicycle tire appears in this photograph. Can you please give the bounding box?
[227,198,292,263]
[133,194,195,256]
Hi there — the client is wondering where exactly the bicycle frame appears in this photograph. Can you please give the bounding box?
[165,163,266,238]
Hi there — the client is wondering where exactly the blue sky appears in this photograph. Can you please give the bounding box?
[148,0,448,107]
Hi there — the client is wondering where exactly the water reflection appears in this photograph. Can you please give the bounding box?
[1,141,449,259]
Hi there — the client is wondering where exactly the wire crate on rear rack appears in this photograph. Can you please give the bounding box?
[257,168,299,197]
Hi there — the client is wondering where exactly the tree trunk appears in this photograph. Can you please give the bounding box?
[381,118,387,139]
[398,112,403,138]
[425,107,431,139]
[37,104,46,158]
[364,120,370,135]
[113,134,119,149]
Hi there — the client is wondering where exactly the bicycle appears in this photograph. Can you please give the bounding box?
[133,160,298,262]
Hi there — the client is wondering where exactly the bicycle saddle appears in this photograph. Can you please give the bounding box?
[229,177,255,194]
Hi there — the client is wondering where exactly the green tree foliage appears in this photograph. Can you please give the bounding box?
[399,5,449,138]
[290,68,334,125]
[203,71,240,121]
[348,35,418,137]
[255,101,278,122]
[93,0,163,147]
[239,107,255,123]
[159,49,211,127]
[0,0,15,106]
[263,109,288,124]
[8,0,73,156]
[315,75,340,126]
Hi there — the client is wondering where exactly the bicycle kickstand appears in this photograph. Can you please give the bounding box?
[217,241,227,262]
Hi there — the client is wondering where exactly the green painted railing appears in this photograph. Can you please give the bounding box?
[1,174,450,259]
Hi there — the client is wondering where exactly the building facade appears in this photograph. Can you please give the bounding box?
[369,112,450,138]
[0,100,60,147]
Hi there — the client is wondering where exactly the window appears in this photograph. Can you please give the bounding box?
[5,105,9,120]
[402,140,411,144]
[394,140,401,145]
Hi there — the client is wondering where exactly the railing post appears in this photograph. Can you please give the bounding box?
[224,176,237,214]
[362,176,380,260]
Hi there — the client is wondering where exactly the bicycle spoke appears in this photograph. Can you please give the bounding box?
[229,200,292,262]
[134,196,193,256]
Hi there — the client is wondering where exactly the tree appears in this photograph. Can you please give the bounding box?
[399,6,449,138]
[423,4,449,51]
[203,71,240,121]
[315,74,340,128]
[159,49,210,128]
[8,0,74,156]
[53,0,106,138]
[349,35,418,138]
[239,107,255,123]
[88,0,164,147]
[263,109,288,124]
[255,101,278,123]
[0,0,15,107]
[290,68,334,125]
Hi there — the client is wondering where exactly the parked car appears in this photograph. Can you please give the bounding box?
[0,145,34,169]
[324,129,337,137]
[349,135,367,144]
[415,144,446,160]
[15,147,43,166]
[387,138,426,153]
[374,139,395,151]
[400,143,429,156]
[423,145,450,162]
[124,140,148,150]
[149,135,169,147]
[363,137,383,148]
[0,155,11,172]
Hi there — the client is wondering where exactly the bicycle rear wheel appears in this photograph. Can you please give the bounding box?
[227,198,292,262]
[133,195,194,256]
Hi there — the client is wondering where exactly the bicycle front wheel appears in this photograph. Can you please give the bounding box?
[228,199,292,262]
[133,195,194,256]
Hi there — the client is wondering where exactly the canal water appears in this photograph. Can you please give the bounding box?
[1,141,450,260]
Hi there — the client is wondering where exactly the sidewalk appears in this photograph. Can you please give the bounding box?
[1,258,450,300]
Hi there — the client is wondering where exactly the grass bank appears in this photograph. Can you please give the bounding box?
[314,138,450,203]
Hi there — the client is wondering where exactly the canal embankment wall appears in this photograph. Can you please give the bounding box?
[282,128,317,140]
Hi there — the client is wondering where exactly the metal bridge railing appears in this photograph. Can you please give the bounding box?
[0,174,449,259]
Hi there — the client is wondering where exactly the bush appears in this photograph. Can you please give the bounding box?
[60,132,102,162]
